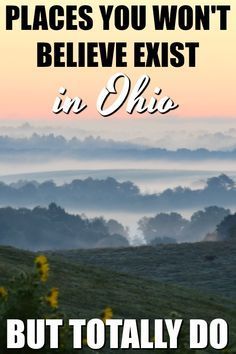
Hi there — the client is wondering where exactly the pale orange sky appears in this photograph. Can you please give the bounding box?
[0,0,235,120]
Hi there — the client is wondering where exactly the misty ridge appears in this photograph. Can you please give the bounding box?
[2,134,236,162]
[0,120,236,251]
[2,121,236,151]
[0,203,129,251]
[1,174,236,212]
[139,206,230,244]
[0,203,234,251]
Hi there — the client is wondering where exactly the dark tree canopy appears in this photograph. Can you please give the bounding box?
[138,212,188,243]
[0,205,129,251]
[217,213,236,241]
[182,206,230,242]
[138,206,230,244]
[0,174,235,213]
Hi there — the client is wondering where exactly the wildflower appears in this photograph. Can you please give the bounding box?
[0,287,8,300]
[35,255,49,282]
[46,288,59,309]
[39,263,49,282]
[82,338,87,346]
[35,255,48,267]
[101,307,113,323]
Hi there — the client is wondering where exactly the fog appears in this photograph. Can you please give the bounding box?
[1,117,236,150]
[0,118,236,248]
[1,160,236,194]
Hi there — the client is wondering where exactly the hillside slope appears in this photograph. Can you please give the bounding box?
[52,241,236,298]
[0,245,235,319]
[0,245,236,352]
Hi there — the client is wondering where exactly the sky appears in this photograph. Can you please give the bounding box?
[0,0,235,120]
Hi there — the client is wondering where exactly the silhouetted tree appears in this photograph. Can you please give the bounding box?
[0,205,129,250]
[216,213,236,240]
[138,212,188,243]
[182,206,230,242]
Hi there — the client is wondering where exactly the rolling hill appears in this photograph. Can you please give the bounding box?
[52,240,236,299]
[0,244,235,352]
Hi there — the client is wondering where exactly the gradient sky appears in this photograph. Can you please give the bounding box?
[0,0,235,120]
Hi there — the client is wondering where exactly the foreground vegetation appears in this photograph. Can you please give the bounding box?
[0,245,236,352]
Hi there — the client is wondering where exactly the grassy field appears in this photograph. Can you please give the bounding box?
[51,240,236,298]
[0,244,235,352]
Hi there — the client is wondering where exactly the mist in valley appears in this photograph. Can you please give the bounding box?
[0,118,235,249]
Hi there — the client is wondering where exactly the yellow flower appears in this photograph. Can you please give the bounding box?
[35,255,47,267]
[35,255,49,282]
[39,263,49,282]
[46,288,59,309]
[101,307,113,323]
[0,287,8,300]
